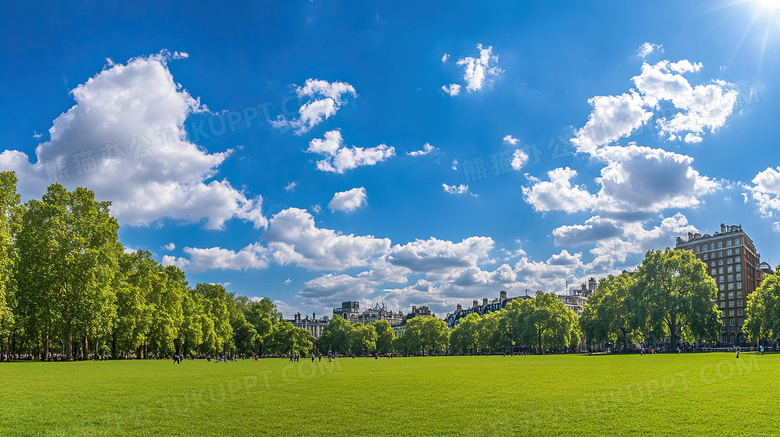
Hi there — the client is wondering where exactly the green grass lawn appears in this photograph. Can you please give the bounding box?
[0,352,775,436]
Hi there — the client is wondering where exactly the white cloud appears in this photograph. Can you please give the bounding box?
[503,135,519,145]
[442,183,471,195]
[774,222,780,233]
[329,187,367,213]
[271,79,356,135]
[162,243,176,251]
[162,243,269,273]
[571,91,653,154]
[451,159,459,170]
[306,130,395,174]
[407,143,437,157]
[522,168,597,213]
[442,83,461,97]
[745,167,780,217]
[456,44,503,92]
[172,51,189,59]
[386,236,493,273]
[636,42,663,58]
[285,181,297,192]
[553,216,623,246]
[571,58,738,153]
[587,213,696,271]
[441,53,449,63]
[511,149,529,171]
[264,208,391,270]
[0,53,266,230]
[594,145,719,213]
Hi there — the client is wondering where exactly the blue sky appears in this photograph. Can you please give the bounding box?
[2,0,780,318]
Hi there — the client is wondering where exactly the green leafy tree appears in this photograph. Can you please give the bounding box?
[317,316,354,354]
[398,317,449,355]
[349,322,377,355]
[15,184,121,360]
[580,274,641,350]
[510,291,580,352]
[629,249,720,347]
[0,172,20,348]
[372,319,395,354]
[195,283,233,354]
[450,313,481,354]
[242,297,279,355]
[744,267,778,345]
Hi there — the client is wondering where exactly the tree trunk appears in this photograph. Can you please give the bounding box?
[65,326,73,361]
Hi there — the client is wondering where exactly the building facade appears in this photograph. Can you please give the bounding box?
[333,301,361,323]
[675,224,763,346]
[444,291,531,329]
[290,313,330,338]
[557,278,597,316]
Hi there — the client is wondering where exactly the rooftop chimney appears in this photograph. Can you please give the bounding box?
[500,290,507,302]
[456,303,462,311]
[483,297,488,306]
[473,299,479,308]
[721,223,726,233]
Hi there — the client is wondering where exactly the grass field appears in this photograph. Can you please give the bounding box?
[0,352,776,436]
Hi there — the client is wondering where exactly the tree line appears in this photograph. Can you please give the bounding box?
[1,172,755,360]
[0,174,314,360]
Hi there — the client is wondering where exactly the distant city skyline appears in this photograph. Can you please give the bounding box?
[2,1,780,318]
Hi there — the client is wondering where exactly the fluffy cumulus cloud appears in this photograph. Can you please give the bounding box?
[0,52,266,230]
[386,236,493,273]
[552,216,624,246]
[271,78,356,135]
[571,56,738,153]
[586,213,697,271]
[306,130,395,174]
[745,167,780,216]
[443,44,502,96]
[511,149,529,171]
[162,243,269,273]
[407,143,436,157]
[442,183,471,195]
[328,187,367,213]
[522,167,597,213]
[263,208,391,270]
[458,44,503,92]
[594,145,719,213]
[442,83,461,97]
[636,42,663,58]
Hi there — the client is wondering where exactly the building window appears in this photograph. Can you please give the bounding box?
[718,241,723,249]
[722,320,726,327]
[728,292,734,299]
[727,274,733,282]
[738,309,743,316]
[738,299,742,307]
[727,257,733,265]
[735,256,741,263]
[719,284,725,291]
[720,301,725,308]
[711,269,717,276]
[735,248,741,255]
[727,249,733,256]
[729,309,735,317]
[710,243,715,250]
[736,273,741,281]
[703,253,708,260]
[711,261,716,267]
[734,238,741,246]
[729,301,735,308]
[736,264,741,273]
[737,282,742,290]
[720,292,725,300]
[730,319,735,326]
[720,267,725,275]
[728,283,734,291]
[718,250,724,257]
[719,259,724,266]
[737,291,742,299]
[726,240,732,248]
[720,276,725,283]
[727,266,733,273]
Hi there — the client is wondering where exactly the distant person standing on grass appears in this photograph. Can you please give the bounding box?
[736,347,740,359]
